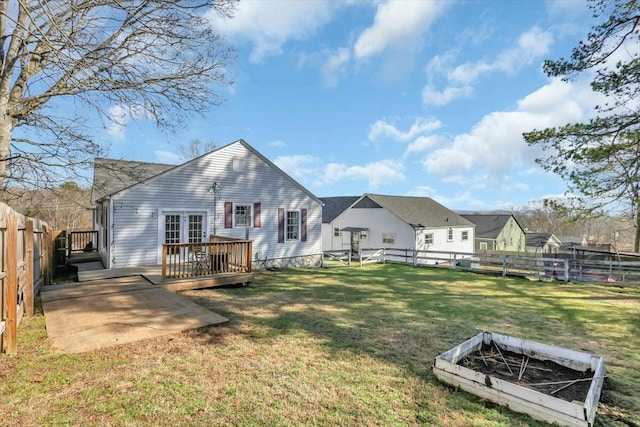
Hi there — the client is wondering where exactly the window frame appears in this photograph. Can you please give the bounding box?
[233,204,252,228]
[382,232,395,245]
[461,230,469,242]
[334,227,340,237]
[447,227,454,242]
[286,210,300,241]
[425,233,434,245]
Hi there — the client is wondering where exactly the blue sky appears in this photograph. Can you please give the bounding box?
[101,0,605,211]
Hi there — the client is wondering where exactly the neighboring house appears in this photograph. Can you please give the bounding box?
[327,193,475,256]
[525,232,561,255]
[461,214,526,253]
[319,196,360,251]
[91,139,323,269]
[557,235,588,252]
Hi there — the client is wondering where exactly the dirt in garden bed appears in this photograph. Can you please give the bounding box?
[457,343,594,403]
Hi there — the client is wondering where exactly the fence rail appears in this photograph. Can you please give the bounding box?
[162,237,252,280]
[68,230,98,255]
[1,202,55,355]
[324,247,640,286]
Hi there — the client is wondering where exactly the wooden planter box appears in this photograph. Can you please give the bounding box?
[433,332,605,427]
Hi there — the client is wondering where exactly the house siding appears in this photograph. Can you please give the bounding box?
[329,207,474,255]
[108,142,322,268]
[494,217,526,252]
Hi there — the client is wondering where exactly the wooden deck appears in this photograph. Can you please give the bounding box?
[77,263,253,291]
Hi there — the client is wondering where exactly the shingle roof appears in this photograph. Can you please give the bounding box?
[525,232,553,247]
[362,194,474,228]
[319,196,360,223]
[91,158,175,204]
[461,214,514,239]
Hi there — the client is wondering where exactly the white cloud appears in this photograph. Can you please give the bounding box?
[353,0,451,60]
[268,140,286,148]
[422,84,473,106]
[423,77,604,179]
[321,159,405,188]
[154,150,184,164]
[106,104,154,140]
[274,154,319,179]
[369,116,442,142]
[404,135,444,157]
[321,47,351,88]
[449,26,554,85]
[208,1,337,63]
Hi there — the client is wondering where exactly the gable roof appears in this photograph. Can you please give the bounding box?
[92,139,323,205]
[525,232,560,247]
[557,235,587,245]
[319,196,359,223]
[461,214,521,239]
[356,194,474,228]
[91,158,175,204]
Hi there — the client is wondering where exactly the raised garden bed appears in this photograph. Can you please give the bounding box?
[433,331,605,427]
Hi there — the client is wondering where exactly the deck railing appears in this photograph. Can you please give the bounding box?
[68,230,99,254]
[161,237,252,280]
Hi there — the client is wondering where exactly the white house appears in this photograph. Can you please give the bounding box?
[320,196,359,252]
[325,193,475,255]
[91,139,323,269]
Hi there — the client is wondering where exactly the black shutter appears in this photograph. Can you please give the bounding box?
[224,202,233,228]
[278,208,285,243]
[301,209,307,242]
[254,203,261,228]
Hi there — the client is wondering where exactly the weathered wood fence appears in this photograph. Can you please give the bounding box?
[1,202,55,355]
[323,248,640,286]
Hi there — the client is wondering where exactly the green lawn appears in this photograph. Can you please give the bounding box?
[1,263,639,426]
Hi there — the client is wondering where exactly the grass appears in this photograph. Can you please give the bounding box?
[1,263,639,426]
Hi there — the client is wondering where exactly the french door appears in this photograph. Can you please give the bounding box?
[159,211,207,263]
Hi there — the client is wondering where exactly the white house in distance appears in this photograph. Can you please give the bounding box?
[324,193,475,254]
[91,139,323,269]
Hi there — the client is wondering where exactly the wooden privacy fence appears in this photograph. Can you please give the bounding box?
[324,247,640,285]
[1,202,55,355]
[161,236,252,280]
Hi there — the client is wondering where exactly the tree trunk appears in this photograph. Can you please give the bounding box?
[0,113,14,188]
[635,198,640,253]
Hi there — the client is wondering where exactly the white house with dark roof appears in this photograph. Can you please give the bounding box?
[327,193,475,255]
[319,196,360,251]
[91,139,323,269]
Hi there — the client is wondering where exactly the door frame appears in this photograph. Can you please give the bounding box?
[157,209,208,264]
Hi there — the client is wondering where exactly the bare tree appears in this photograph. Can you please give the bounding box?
[179,138,216,160]
[0,0,236,190]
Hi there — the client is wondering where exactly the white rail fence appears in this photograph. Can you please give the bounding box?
[323,248,640,285]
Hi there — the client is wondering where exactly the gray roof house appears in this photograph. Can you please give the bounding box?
[325,193,475,256]
[92,139,324,270]
[525,232,561,255]
[461,214,526,252]
[319,196,360,251]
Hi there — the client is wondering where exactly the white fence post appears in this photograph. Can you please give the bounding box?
[563,259,569,281]
[502,255,507,277]
[452,253,457,270]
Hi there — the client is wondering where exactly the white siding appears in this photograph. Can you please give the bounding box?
[415,226,474,253]
[331,206,474,254]
[331,208,415,249]
[109,142,322,267]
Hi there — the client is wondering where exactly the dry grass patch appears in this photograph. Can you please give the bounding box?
[1,263,639,426]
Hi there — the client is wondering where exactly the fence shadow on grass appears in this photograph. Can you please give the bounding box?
[182,263,640,425]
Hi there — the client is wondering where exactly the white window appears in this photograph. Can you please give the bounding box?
[234,205,252,228]
[286,211,300,240]
[461,231,469,241]
[480,242,488,250]
[360,230,368,241]
[233,158,247,172]
[447,227,453,242]
[382,232,395,244]
[425,233,434,245]
[334,227,340,237]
